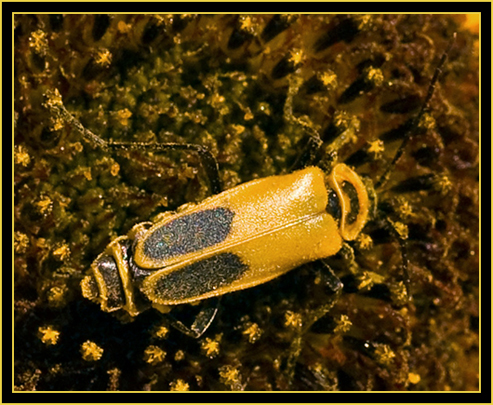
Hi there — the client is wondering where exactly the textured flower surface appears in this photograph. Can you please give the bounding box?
[14,14,478,391]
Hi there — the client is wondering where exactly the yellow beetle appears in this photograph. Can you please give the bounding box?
[52,34,453,338]
[80,162,370,326]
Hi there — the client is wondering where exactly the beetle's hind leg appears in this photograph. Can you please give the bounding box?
[166,297,220,338]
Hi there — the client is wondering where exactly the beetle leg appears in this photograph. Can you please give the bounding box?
[166,297,220,338]
[398,236,410,298]
[381,217,411,300]
[105,141,222,195]
[302,260,344,336]
[308,260,343,320]
[282,334,303,385]
[290,133,323,171]
[339,242,359,275]
[283,260,343,383]
[318,259,344,293]
[45,99,222,195]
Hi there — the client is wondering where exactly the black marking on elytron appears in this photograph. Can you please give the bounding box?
[95,254,125,309]
[143,207,235,262]
[152,253,248,301]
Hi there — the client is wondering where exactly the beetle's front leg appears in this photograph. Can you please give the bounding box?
[339,242,359,275]
[290,132,323,171]
[306,259,343,324]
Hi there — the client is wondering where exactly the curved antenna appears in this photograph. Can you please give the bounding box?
[373,33,457,300]
[46,98,222,195]
[375,33,457,190]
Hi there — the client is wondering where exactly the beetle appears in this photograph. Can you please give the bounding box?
[49,34,455,339]
[79,159,368,337]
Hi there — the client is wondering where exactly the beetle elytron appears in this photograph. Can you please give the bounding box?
[71,37,454,338]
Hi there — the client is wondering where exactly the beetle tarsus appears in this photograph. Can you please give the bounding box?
[167,297,220,338]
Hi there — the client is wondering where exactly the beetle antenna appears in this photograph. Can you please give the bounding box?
[45,96,222,195]
[375,33,456,190]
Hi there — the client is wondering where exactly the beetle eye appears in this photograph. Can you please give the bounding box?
[327,190,342,222]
